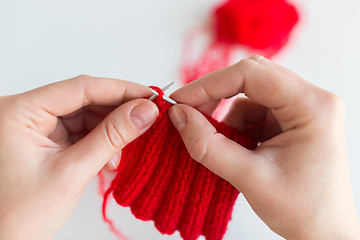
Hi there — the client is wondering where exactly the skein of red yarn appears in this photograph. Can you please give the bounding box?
[181,0,299,85]
[180,0,299,120]
[214,0,299,55]
[102,87,257,240]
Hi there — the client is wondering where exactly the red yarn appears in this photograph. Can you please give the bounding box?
[181,0,299,85]
[180,0,299,120]
[214,0,299,55]
[103,87,257,240]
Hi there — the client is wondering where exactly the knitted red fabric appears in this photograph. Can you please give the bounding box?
[103,87,257,240]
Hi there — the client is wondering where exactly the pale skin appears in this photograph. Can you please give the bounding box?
[0,56,359,239]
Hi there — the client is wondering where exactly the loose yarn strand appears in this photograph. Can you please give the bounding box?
[102,187,130,240]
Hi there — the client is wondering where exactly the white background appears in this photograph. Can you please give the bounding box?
[1,0,360,239]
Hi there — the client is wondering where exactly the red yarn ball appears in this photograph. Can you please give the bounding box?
[214,0,299,52]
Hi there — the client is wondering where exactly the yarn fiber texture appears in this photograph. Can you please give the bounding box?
[103,87,257,240]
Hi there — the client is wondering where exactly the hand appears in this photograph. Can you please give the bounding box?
[0,75,159,240]
[169,56,360,239]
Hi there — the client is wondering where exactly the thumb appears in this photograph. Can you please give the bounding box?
[169,104,259,190]
[58,99,159,180]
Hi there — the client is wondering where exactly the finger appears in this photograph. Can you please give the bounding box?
[86,105,116,117]
[61,111,105,135]
[170,56,321,131]
[27,75,152,116]
[169,104,263,190]
[69,131,87,144]
[48,118,71,148]
[60,112,85,134]
[194,99,221,115]
[222,97,268,142]
[250,55,297,76]
[60,105,115,120]
[223,98,282,142]
[83,111,106,132]
[223,97,267,132]
[57,99,159,179]
[261,110,282,142]
[105,151,122,170]
[21,75,152,135]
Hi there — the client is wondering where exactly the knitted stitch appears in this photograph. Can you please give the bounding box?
[103,87,257,240]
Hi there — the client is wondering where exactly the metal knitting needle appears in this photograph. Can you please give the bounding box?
[163,95,177,105]
[148,90,159,101]
[149,82,174,100]
[161,82,174,92]
[149,82,177,104]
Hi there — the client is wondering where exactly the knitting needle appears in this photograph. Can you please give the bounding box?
[149,82,177,104]
[149,81,174,100]
[149,88,177,104]
[148,91,159,101]
[163,95,177,105]
[161,82,174,92]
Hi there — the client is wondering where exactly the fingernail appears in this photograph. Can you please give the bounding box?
[169,105,187,132]
[109,151,122,170]
[130,101,159,130]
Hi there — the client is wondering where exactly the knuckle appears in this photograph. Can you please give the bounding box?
[71,74,94,88]
[306,90,346,130]
[104,119,127,150]
[327,93,345,112]
[74,74,91,81]
[235,58,257,70]
[71,75,95,105]
[72,74,93,87]
[234,57,263,77]
[318,91,345,115]
[248,55,265,63]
